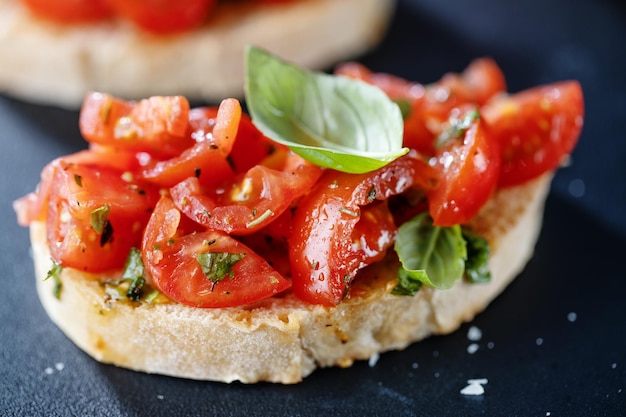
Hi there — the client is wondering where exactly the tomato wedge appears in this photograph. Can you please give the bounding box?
[79,92,193,158]
[140,99,241,188]
[170,151,323,235]
[46,162,159,272]
[482,81,584,187]
[142,197,290,308]
[290,155,437,306]
[427,107,501,226]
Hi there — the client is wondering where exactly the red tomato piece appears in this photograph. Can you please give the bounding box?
[79,92,193,158]
[170,151,323,235]
[142,197,290,308]
[290,155,438,306]
[21,0,112,23]
[140,99,241,188]
[482,81,584,187]
[106,0,215,34]
[427,107,501,226]
[46,162,159,272]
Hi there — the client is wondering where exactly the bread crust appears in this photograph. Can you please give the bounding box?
[0,0,395,108]
[32,174,552,384]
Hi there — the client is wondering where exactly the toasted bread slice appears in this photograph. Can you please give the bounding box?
[31,173,551,384]
[0,0,394,108]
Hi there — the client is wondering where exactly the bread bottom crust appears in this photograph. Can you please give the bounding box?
[0,0,395,108]
[32,175,551,384]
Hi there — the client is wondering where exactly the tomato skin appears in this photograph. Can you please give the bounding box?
[80,93,193,158]
[142,197,290,308]
[46,162,159,272]
[483,81,584,187]
[170,152,323,235]
[290,155,438,306]
[22,0,112,23]
[427,108,500,226]
[106,0,215,34]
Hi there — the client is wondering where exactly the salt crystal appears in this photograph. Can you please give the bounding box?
[55,363,64,371]
[460,378,488,396]
[368,353,380,367]
[44,367,54,375]
[411,363,419,369]
[467,343,479,354]
[467,326,482,341]
[156,395,164,400]
[487,342,495,349]
[611,363,617,369]
[536,337,544,346]
[432,350,439,358]
[567,312,577,322]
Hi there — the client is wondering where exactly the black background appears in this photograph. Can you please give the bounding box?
[1,0,625,416]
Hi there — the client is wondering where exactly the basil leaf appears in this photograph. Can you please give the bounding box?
[121,248,146,301]
[462,229,492,284]
[394,212,467,290]
[391,268,423,296]
[244,46,408,174]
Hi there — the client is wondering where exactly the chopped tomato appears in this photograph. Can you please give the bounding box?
[482,81,584,187]
[427,107,501,226]
[290,155,438,306]
[79,92,193,158]
[140,99,241,188]
[46,162,159,272]
[142,197,290,308]
[21,0,112,23]
[336,58,506,156]
[105,0,215,34]
[169,151,323,235]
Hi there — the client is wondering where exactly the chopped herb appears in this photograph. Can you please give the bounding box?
[91,204,111,234]
[367,186,377,203]
[435,108,480,149]
[100,221,114,246]
[339,207,358,217]
[45,260,63,299]
[196,252,246,290]
[73,174,83,187]
[167,238,176,245]
[246,209,273,228]
[462,229,492,284]
[121,248,146,301]
[311,261,319,270]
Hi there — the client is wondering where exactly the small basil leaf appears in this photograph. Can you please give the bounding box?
[244,46,408,174]
[391,268,423,296]
[462,229,492,284]
[394,212,467,290]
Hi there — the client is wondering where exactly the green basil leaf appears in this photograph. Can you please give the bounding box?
[121,247,146,301]
[462,229,492,284]
[391,268,423,296]
[244,46,408,174]
[394,212,467,290]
